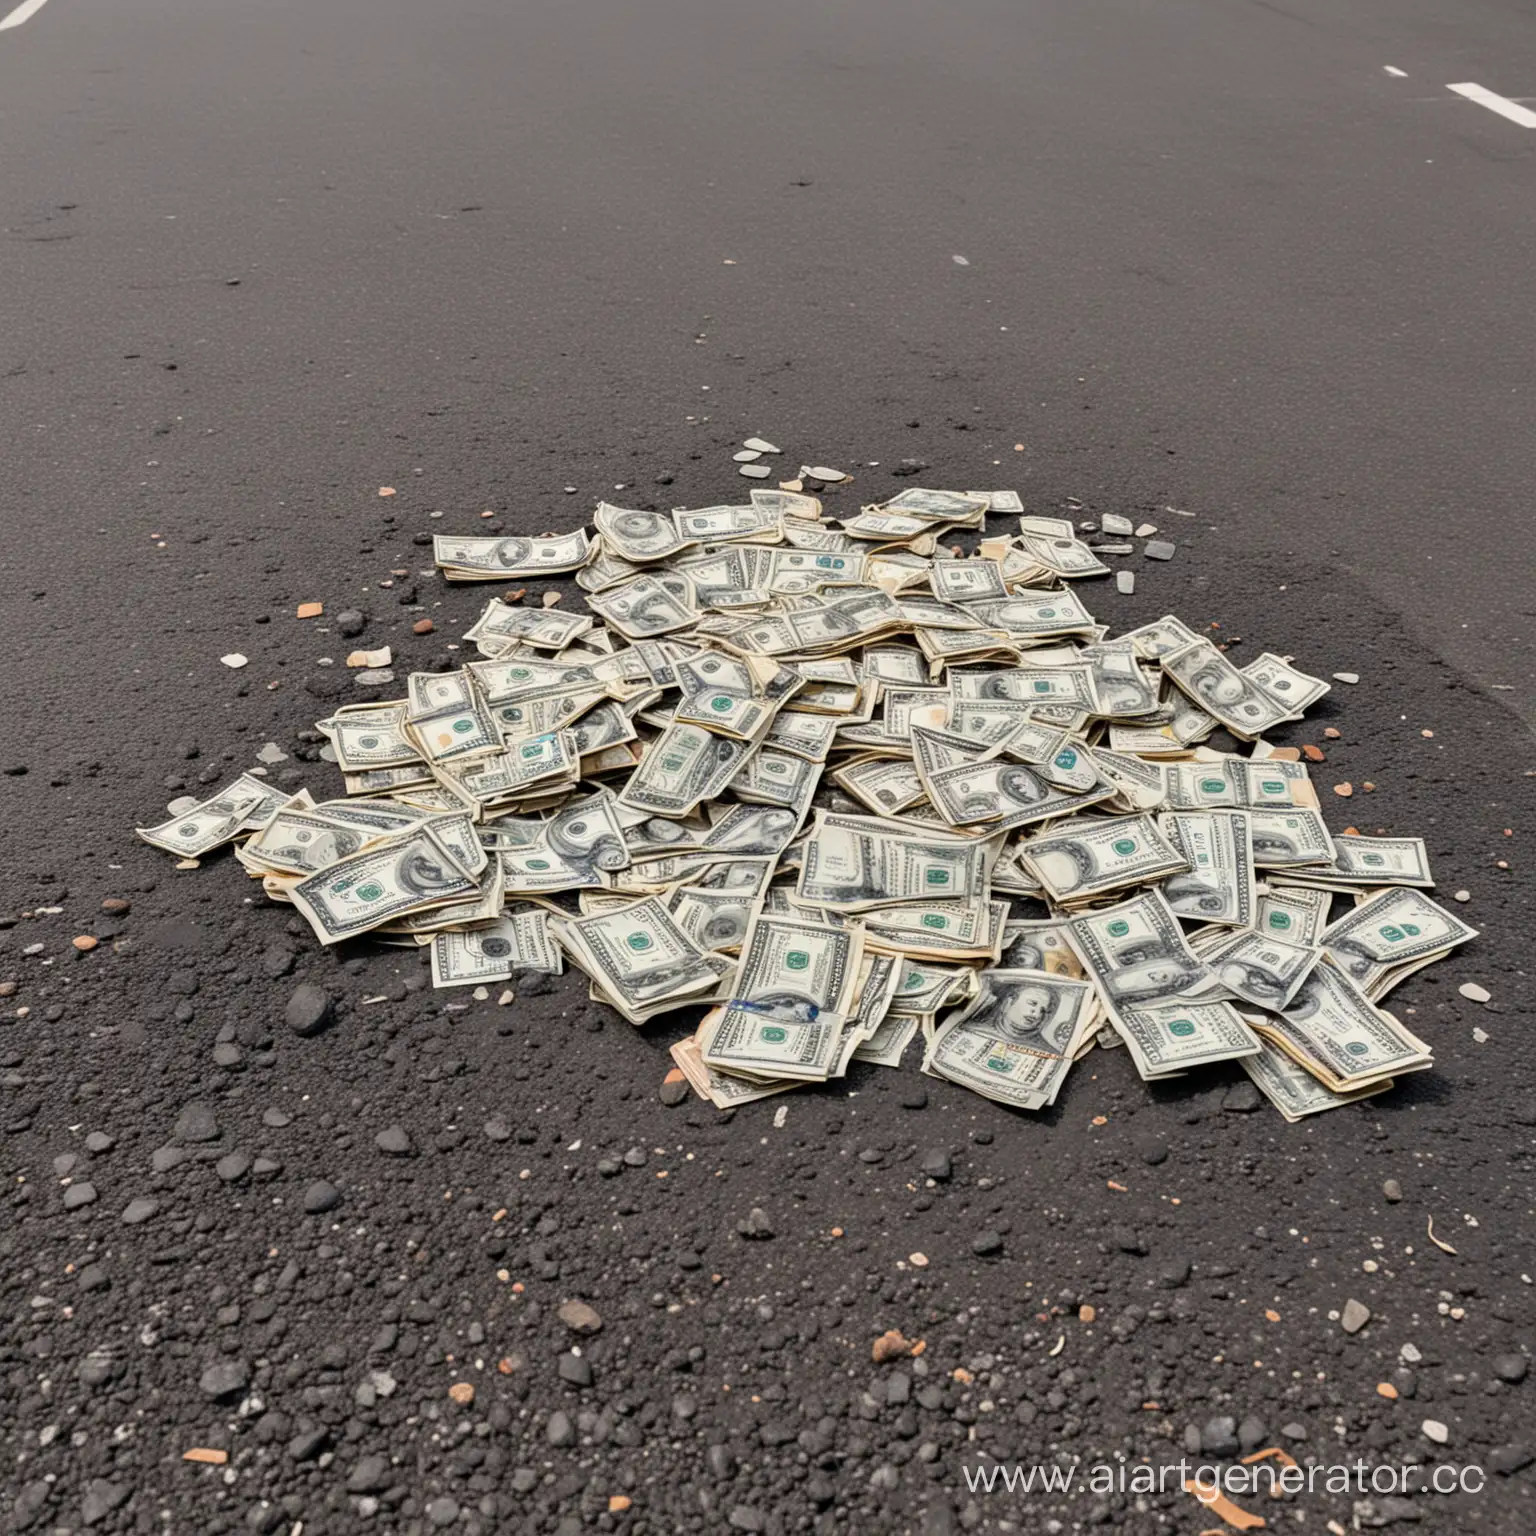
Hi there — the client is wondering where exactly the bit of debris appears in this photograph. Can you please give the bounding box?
[182,1448,229,1465]
[296,601,323,619]
[1426,1216,1457,1255]
[1332,671,1360,684]
[872,1329,916,1363]
[219,653,248,669]
[1458,982,1491,1004]
[345,646,392,669]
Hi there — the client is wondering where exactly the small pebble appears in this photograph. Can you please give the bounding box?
[1134,522,1157,537]
[1422,1419,1450,1444]
[1115,571,1135,595]
[1458,982,1491,1004]
[1143,540,1176,561]
[1384,1179,1403,1203]
[1453,889,1470,902]
[413,619,434,635]
[220,654,248,669]
[1341,1298,1371,1334]
[738,464,772,479]
[1333,671,1360,684]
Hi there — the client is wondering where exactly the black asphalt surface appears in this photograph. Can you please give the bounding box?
[2,2,1534,1534]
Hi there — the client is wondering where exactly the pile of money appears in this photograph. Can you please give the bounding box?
[137,486,1476,1122]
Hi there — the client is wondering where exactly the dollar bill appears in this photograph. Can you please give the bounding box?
[1162,639,1300,738]
[1198,927,1323,1011]
[1020,815,1189,904]
[137,773,290,857]
[673,502,782,542]
[288,825,480,944]
[429,910,562,987]
[699,912,863,1080]
[465,599,595,655]
[1063,891,1212,1011]
[1240,1036,1393,1121]
[1241,652,1330,718]
[1277,834,1434,891]
[922,758,1116,831]
[587,574,699,639]
[1157,810,1254,925]
[852,1012,920,1068]
[1256,959,1432,1090]
[669,1027,799,1108]
[1247,809,1336,869]
[1115,1000,1261,1078]
[1322,887,1477,997]
[1254,880,1334,946]
[317,704,422,771]
[962,590,1098,639]
[240,806,373,876]
[795,812,993,911]
[617,722,755,816]
[434,530,593,580]
[923,971,1096,1109]
[594,503,696,563]
[550,897,720,1022]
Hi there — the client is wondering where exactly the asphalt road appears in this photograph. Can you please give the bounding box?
[2,2,1535,1534]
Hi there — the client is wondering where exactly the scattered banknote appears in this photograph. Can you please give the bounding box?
[136,480,1472,1126]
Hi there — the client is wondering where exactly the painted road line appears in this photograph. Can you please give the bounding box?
[0,0,51,28]
[1383,66,1407,78]
[1447,81,1536,128]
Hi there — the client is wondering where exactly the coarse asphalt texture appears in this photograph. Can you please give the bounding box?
[2,1,1535,1534]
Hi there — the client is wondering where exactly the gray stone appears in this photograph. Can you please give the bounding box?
[216,1152,253,1183]
[970,1231,1003,1257]
[1280,1422,1308,1441]
[175,1101,220,1142]
[335,610,367,637]
[285,984,331,1037]
[1490,1444,1534,1475]
[375,1126,413,1156]
[921,1150,952,1181]
[1383,1178,1403,1203]
[120,1196,159,1225]
[1341,1298,1371,1334]
[303,1179,342,1214]
[659,1078,689,1106]
[347,1454,392,1493]
[63,1181,98,1209]
[1237,1415,1267,1452]
[426,1497,461,1527]
[1494,1354,1528,1384]
[558,1352,593,1386]
[81,1480,130,1526]
[200,1359,251,1399]
[1201,1415,1239,1457]
[546,1410,576,1447]
[1222,1081,1262,1113]
[1144,540,1177,561]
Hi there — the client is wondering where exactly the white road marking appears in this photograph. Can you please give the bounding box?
[1384,66,1407,78]
[1447,81,1536,128]
[0,0,51,29]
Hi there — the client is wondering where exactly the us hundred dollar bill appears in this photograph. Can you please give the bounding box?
[1115,999,1261,1079]
[699,913,864,1081]
[289,825,480,944]
[1019,815,1189,904]
[429,910,562,988]
[1157,810,1254,925]
[1322,887,1477,997]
